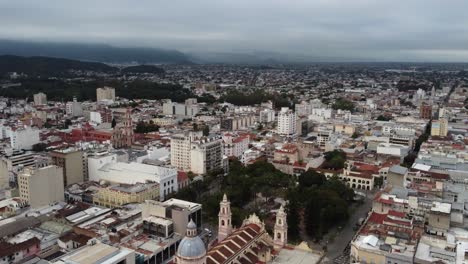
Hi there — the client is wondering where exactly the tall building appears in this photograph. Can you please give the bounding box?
[10,126,40,150]
[0,159,8,189]
[431,118,448,137]
[171,131,224,175]
[96,86,116,102]
[33,92,47,105]
[277,107,297,135]
[162,98,199,117]
[66,97,83,117]
[50,149,85,187]
[18,165,64,208]
[419,103,432,120]
[111,108,134,148]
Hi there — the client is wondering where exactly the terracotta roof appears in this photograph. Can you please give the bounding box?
[206,224,263,264]
[0,237,40,258]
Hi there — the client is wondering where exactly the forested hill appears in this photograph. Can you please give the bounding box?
[0,55,118,76]
[0,40,192,64]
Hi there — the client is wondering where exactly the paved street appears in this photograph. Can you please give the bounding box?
[321,191,374,264]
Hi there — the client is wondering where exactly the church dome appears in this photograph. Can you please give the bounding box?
[177,220,206,259]
[177,236,207,258]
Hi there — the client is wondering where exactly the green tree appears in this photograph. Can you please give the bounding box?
[202,125,210,136]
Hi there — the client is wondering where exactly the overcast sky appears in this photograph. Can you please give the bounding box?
[1,0,468,62]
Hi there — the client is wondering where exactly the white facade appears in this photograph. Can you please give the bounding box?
[89,111,103,125]
[10,126,40,150]
[95,162,177,200]
[33,92,47,105]
[66,97,83,117]
[377,143,410,157]
[87,152,118,182]
[18,165,64,208]
[277,107,297,135]
[259,109,276,123]
[163,99,199,117]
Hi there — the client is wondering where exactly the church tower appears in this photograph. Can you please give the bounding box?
[218,193,232,242]
[274,205,288,250]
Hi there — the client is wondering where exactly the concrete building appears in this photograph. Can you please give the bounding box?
[93,162,177,200]
[222,133,249,158]
[171,131,224,175]
[65,97,83,117]
[33,92,47,105]
[387,165,408,188]
[50,149,85,187]
[96,86,116,102]
[376,143,410,158]
[142,198,202,236]
[419,103,432,119]
[10,126,40,150]
[277,107,296,135]
[259,109,275,123]
[17,165,64,208]
[0,159,8,189]
[54,242,135,264]
[163,98,199,118]
[431,118,448,137]
[93,182,160,208]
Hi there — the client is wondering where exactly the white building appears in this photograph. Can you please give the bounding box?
[377,143,410,157]
[10,126,40,150]
[93,162,177,200]
[87,152,118,182]
[33,92,47,105]
[259,109,275,123]
[277,107,297,135]
[66,97,83,117]
[18,165,64,208]
[96,86,116,102]
[163,98,199,117]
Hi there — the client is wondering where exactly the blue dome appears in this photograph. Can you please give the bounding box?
[177,236,206,258]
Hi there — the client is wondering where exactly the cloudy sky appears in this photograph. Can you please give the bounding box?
[1,0,468,62]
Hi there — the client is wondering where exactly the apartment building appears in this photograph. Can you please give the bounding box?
[50,148,85,187]
[277,107,296,135]
[18,165,64,208]
[33,92,47,105]
[171,131,224,175]
[96,86,116,102]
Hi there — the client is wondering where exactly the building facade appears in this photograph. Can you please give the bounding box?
[18,165,64,208]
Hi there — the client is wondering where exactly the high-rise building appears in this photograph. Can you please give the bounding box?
[277,107,297,135]
[50,149,85,186]
[0,159,8,189]
[419,103,432,120]
[431,118,448,137]
[65,97,83,117]
[33,92,47,105]
[96,86,116,102]
[170,131,224,175]
[162,98,199,117]
[18,165,64,208]
[10,126,40,150]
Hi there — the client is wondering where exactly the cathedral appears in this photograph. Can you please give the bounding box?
[175,194,288,264]
[111,108,135,148]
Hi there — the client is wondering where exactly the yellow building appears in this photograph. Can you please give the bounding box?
[431,118,448,137]
[93,183,159,208]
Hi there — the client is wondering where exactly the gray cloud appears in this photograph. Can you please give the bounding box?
[1,0,468,61]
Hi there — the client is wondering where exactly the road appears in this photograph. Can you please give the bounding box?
[321,191,374,264]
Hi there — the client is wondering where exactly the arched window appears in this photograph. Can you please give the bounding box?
[222,208,225,214]
[278,219,282,225]
[277,233,281,239]
[221,220,225,226]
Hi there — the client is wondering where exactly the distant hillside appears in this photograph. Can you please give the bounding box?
[0,55,117,76]
[121,65,165,75]
[0,40,192,64]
